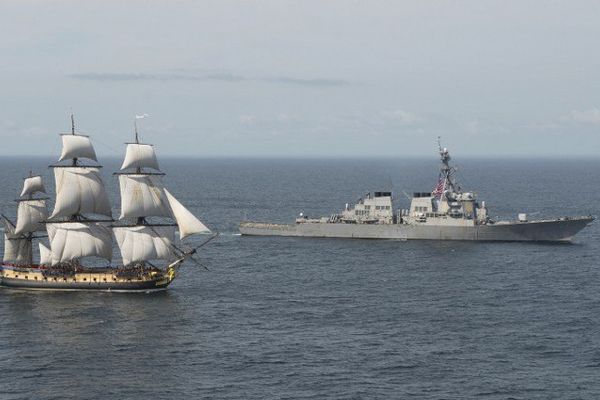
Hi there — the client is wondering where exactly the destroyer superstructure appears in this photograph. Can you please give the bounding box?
[1,116,213,291]
[240,144,593,241]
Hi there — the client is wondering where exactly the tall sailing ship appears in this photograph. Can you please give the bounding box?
[1,117,213,291]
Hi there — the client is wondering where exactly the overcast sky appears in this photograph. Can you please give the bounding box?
[1,0,600,158]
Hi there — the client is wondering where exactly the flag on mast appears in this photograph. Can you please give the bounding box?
[432,175,446,199]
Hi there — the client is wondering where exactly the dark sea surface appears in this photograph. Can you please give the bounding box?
[1,156,599,399]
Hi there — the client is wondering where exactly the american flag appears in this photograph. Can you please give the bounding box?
[432,175,446,199]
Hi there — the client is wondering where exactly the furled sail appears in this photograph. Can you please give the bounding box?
[121,143,160,171]
[113,225,175,266]
[47,222,112,265]
[15,199,48,235]
[164,189,210,239]
[118,174,172,219]
[2,218,32,264]
[51,167,112,219]
[39,242,52,265]
[58,134,98,162]
[20,175,46,198]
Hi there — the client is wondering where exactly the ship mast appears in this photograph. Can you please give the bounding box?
[2,171,49,265]
[112,117,211,269]
[45,115,114,266]
[134,118,139,144]
[133,118,143,222]
[437,137,461,194]
[114,119,176,268]
[71,113,78,167]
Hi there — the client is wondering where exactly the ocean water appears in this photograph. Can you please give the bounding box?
[0,156,599,399]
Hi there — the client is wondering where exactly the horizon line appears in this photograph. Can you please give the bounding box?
[0,154,599,160]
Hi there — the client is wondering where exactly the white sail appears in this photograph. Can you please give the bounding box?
[2,218,32,264]
[164,189,210,239]
[20,176,46,197]
[47,222,112,264]
[15,199,48,235]
[39,242,52,265]
[58,134,98,162]
[3,236,32,264]
[113,225,175,266]
[121,143,160,171]
[118,174,172,219]
[51,167,112,219]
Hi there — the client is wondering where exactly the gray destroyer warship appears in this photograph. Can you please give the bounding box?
[240,146,593,241]
[1,117,213,291]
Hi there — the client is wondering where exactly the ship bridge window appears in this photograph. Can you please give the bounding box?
[413,192,432,198]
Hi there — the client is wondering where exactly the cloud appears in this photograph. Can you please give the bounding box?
[561,108,600,125]
[68,72,349,87]
[379,109,421,125]
[68,72,243,82]
[530,107,600,134]
[237,113,299,135]
[465,120,479,135]
[0,119,49,138]
[262,76,349,87]
[239,115,257,125]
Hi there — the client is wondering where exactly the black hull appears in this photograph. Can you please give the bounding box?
[0,264,174,292]
[0,277,170,292]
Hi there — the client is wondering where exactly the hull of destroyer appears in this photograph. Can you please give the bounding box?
[0,265,173,292]
[240,217,593,242]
